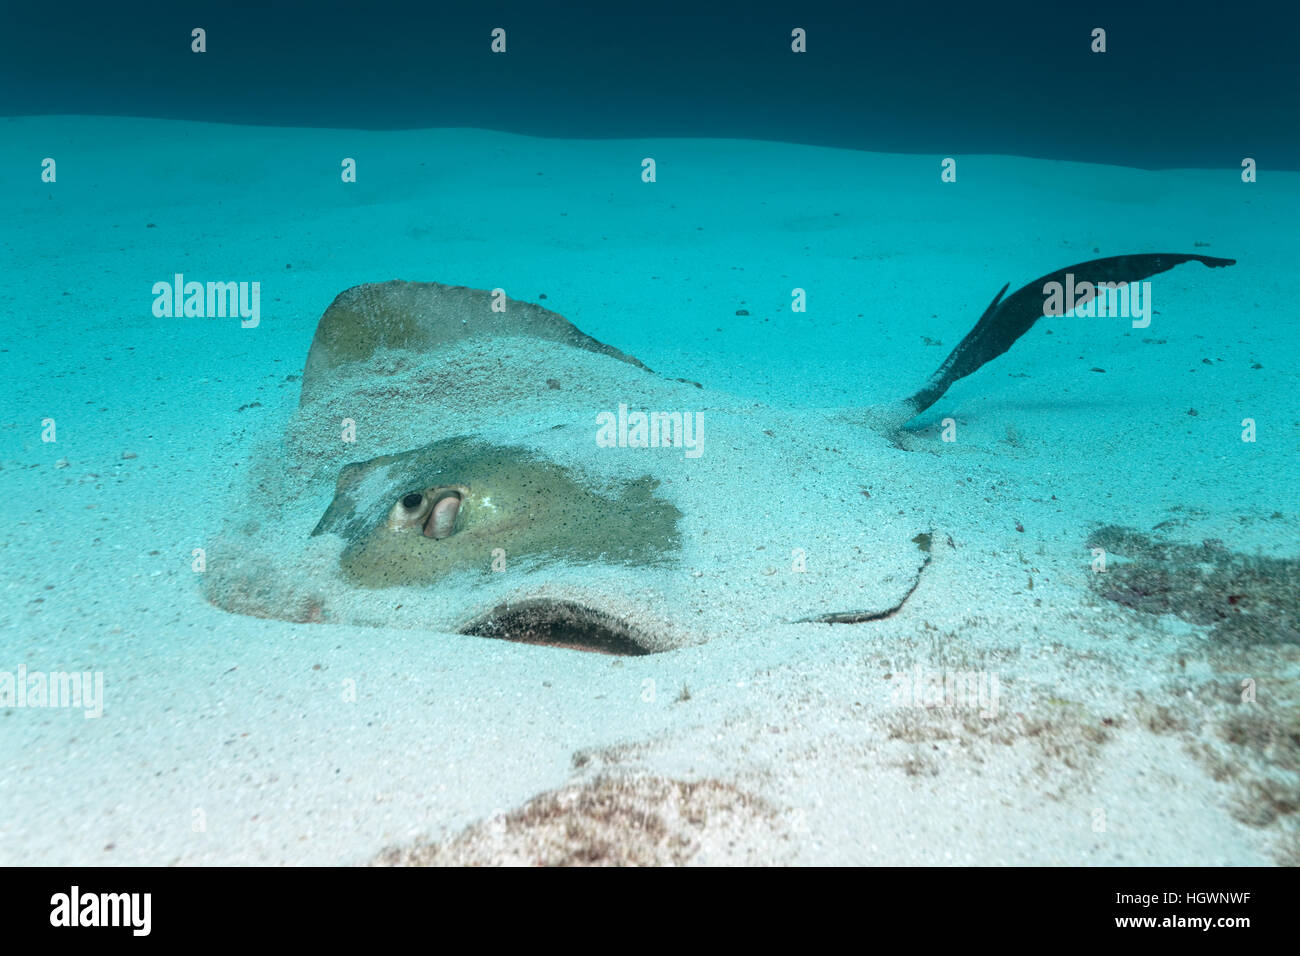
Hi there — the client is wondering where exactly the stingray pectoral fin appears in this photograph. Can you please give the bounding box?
[869,252,1236,430]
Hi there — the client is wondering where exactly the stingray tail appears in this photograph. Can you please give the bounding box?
[864,252,1236,432]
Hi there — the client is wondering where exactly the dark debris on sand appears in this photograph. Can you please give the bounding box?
[1087,525,1300,645]
[372,774,776,867]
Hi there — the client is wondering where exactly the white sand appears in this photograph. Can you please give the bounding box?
[1,117,1296,864]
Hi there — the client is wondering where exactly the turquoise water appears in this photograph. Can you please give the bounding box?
[2,7,1298,866]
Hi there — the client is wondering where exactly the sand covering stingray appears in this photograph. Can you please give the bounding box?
[205,282,934,652]
[206,257,1235,653]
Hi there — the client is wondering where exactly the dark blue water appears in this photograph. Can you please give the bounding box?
[3,0,1295,169]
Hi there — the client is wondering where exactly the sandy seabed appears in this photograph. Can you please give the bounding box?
[1,116,1297,865]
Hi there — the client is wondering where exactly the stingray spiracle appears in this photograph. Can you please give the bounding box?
[386,486,467,539]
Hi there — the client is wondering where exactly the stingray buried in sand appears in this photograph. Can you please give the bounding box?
[204,255,1235,653]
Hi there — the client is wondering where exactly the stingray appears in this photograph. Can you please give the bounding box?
[205,253,1234,653]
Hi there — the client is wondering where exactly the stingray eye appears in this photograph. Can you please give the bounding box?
[387,491,434,532]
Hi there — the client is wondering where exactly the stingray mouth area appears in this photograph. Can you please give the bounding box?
[458,600,654,656]
[385,485,468,539]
